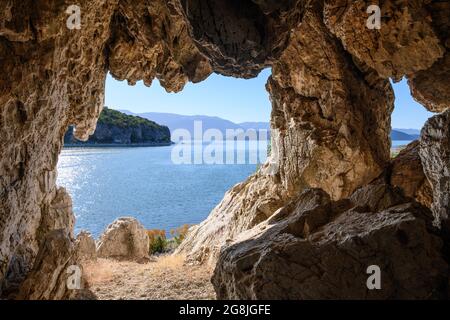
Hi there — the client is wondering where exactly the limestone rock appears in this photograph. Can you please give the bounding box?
[0,0,210,296]
[75,231,97,262]
[96,217,149,261]
[212,186,448,299]
[16,230,80,300]
[38,187,75,240]
[389,141,433,208]
[180,4,394,264]
[0,0,120,297]
[107,0,213,92]
[323,0,445,80]
[408,0,450,112]
[182,0,305,78]
[177,174,287,264]
[419,109,450,226]
[408,53,450,112]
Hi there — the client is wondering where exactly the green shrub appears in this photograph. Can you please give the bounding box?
[147,229,168,254]
[150,236,167,254]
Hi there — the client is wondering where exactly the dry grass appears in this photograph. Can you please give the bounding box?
[83,259,115,285]
[152,254,185,270]
[84,254,215,300]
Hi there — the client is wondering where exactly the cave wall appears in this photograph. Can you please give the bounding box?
[0,0,117,296]
[178,2,395,264]
[0,0,449,299]
[0,0,211,297]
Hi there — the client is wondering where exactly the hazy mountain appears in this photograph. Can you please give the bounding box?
[138,112,241,133]
[124,111,268,140]
[394,128,421,137]
[391,130,418,141]
[119,110,419,141]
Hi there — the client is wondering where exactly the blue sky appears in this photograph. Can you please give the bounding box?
[106,69,433,129]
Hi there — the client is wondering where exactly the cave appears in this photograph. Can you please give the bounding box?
[58,70,271,238]
[0,0,449,300]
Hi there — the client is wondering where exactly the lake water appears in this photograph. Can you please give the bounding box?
[57,140,415,238]
[392,140,415,147]
[57,141,267,237]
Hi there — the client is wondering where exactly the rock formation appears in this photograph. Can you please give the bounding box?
[96,217,150,262]
[64,108,171,145]
[0,0,449,299]
[212,185,448,299]
[388,141,433,208]
[420,110,450,226]
[75,231,97,262]
[16,230,82,300]
[179,2,395,264]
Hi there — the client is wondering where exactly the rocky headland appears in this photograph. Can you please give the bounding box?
[64,108,171,146]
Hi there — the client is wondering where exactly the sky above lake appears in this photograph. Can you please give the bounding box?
[106,68,433,129]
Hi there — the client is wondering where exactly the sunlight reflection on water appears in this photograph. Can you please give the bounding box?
[57,143,267,237]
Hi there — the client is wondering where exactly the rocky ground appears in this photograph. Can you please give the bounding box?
[84,255,216,300]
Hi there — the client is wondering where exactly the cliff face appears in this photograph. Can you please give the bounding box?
[0,0,449,299]
[64,108,171,145]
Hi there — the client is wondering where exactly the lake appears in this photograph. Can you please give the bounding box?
[57,141,267,237]
[392,140,415,147]
[57,140,415,238]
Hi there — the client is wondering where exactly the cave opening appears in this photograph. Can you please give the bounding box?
[57,69,272,239]
[390,78,435,156]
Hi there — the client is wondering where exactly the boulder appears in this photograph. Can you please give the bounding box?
[389,141,433,208]
[212,186,448,300]
[75,231,97,262]
[96,217,149,261]
[16,230,87,300]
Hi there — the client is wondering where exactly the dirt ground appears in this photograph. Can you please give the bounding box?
[83,255,216,300]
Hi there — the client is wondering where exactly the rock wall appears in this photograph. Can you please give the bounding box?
[382,140,433,209]
[0,0,449,299]
[212,185,449,299]
[178,3,394,264]
[0,0,118,297]
[0,0,212,298]
[64,108,171,145]
[420,110,450,227]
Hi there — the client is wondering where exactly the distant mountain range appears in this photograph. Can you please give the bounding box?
[119,110,420,141]
[393,128,421,136]
[119,111,270,140]
[391,129,420,141]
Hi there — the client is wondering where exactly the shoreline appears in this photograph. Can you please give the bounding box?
[63,142,174,148]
